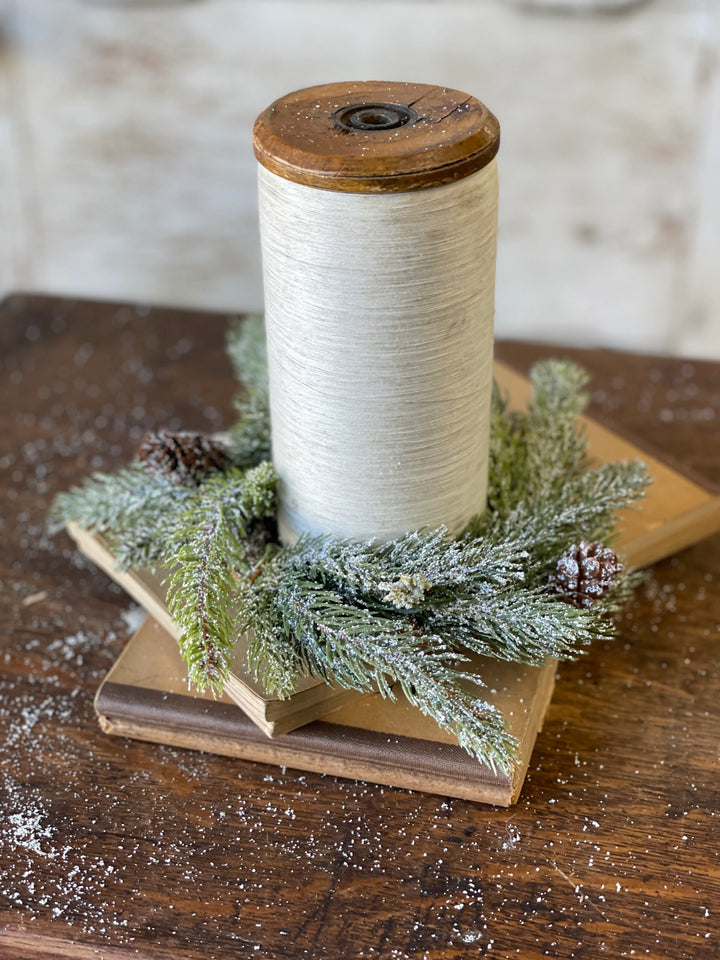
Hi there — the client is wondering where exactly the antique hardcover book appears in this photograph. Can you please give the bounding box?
[96,616,556,806]
[90,360,720,804]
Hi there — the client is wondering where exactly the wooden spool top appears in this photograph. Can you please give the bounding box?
[253,80,500,193]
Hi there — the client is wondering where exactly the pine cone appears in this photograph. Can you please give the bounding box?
[137,430,230,486]
[553,540,622,608]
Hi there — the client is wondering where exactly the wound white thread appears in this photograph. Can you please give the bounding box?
[258,159,498,544]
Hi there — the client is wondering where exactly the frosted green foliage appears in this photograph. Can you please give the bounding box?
[226,314,267,390]
[423,582,616,664]
[484,360,590,517]
[241,527,525,680]
[54,458,278,694]
[162,462,278,694]
[242,559,517,772]
[282,526,528,601]
[244,521,635,678]
[470,360,650,574]
[526,359,590,487]
[476,460,649,591]
[50,465,194,568]
[226,315,271,467]
[52,339,650,770]
[236,358,648,769]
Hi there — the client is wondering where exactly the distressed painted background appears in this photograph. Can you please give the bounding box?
[1,0,718,356]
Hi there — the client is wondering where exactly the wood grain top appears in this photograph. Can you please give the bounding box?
[253,81,500,192]
[1,294,719,960]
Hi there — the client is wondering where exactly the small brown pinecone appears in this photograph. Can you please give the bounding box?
[137,430,230,486]
[553,540,623,608]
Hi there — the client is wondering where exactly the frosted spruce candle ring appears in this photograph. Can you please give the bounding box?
[253,81,500,545]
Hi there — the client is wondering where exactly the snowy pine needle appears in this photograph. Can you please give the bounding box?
[50,465,195,569]
[163,463,278,693]
[226,315,271,468]
[241,557,518,773]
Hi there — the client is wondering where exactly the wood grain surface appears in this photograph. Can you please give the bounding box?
[253,81,500,192]
[1,294,718,960]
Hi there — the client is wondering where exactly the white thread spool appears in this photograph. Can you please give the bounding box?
[254,82,500,544]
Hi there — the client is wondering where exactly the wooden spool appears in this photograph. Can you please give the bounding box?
[253,81,501,544]
[253,79,500,193]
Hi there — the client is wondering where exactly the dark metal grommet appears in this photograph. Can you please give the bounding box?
[333,102,418,132]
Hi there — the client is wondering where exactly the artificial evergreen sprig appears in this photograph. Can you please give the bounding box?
[163,462,278,693]
[471,357,650,576]
[273,526,615,664]
[241,554,517,773]
[240,524,635,708]
[50,465,195,569]
[484,360,590,517]
[477,460,650,580]
[226,315,271,467]
[53,455,279,693]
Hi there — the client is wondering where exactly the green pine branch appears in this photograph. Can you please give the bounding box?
[53,457,278,693]
[479,460,650,582]
[423,581,618,664]
[226,315,271,467]
[242,558,518,773]
[160,462,278,693]
[284,526,528,603]
[243,521,635,686]
[50,464,194,568]
[485,360,591,518]
[471,358,650,564]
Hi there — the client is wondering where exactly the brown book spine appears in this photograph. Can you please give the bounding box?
[95,679,518,806]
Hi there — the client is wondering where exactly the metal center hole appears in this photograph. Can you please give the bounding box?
[333,103,418,132]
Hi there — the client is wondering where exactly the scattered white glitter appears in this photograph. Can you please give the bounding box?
[120,605,146,635]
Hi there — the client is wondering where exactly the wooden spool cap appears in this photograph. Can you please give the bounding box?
[253,80,500,193]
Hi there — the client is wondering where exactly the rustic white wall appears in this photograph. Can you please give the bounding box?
[0,0,718,357]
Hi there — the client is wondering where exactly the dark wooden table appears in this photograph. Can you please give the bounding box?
[1,294,718,960]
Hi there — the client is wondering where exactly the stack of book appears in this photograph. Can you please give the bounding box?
[70,360,720,805]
